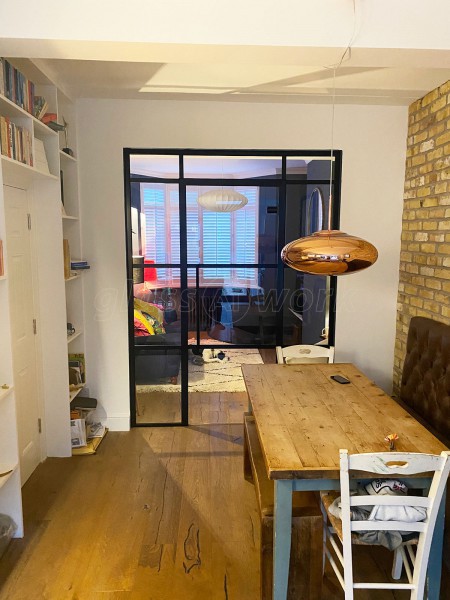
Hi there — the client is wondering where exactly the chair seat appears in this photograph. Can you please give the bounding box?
[320,491,419,547]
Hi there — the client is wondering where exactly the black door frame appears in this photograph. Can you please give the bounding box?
[124,148,342,427]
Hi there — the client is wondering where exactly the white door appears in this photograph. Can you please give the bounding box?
[4,185,41,484]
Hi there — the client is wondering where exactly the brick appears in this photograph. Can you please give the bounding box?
[422,198,438,208]
[425,279,441,290]
[431,97,447,113]
[435,182,448,194]
[415,232,428,241]
[439,81,450,95]
[412,155,426,166]
[417,186,431,198]
[436,131,450,146]
[419,163,433,174]
[411,276,425,286]
[429,124,445,138]
[438,220,450,230]
[419,289,434,300]
[426,148,443,161]
[423,221,438,230]
[414,255,427,265]
[421,88,439,107]
[420,140,435,152]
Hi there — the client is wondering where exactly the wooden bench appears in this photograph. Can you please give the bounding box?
[244,414,323,600]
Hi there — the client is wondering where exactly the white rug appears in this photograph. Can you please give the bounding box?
[136,348,263,393]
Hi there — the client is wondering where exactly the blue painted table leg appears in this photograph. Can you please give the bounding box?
[427,485,446,600]
[273,480,293,600]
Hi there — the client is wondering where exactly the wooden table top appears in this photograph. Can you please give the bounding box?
[242,363,448,480]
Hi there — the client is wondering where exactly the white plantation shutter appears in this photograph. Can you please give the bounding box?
[202,211,232,281]
[186,190,200,280]
[142,184,259,286]
[234,187,258,283]
[142,184,166,279]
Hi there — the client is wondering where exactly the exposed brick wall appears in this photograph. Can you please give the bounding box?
[393,80,450,393]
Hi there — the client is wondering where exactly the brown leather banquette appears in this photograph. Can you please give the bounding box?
[400,316,450,445]
[399,316,450,573]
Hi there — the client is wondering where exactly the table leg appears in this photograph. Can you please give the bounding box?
[427,485,446,600]
[273,480,293,600]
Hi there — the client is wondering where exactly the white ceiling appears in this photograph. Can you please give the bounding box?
[33,58,450,106]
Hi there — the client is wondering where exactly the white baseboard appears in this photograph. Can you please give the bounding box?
[105,413,130,431]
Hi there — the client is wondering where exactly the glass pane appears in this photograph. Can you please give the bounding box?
[133,272,181,345]
[130,154,179,178]
[186,268,277,345]
[283,268,330,347]
[135,348,181,424]
[285,183,332,243]
[286,156,334,180]
[186,185,278,267]
[130,182,179,264]
[183,155,282,179]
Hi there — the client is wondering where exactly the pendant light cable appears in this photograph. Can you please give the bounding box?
[280,0,378,276]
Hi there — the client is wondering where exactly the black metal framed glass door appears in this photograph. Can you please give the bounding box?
[124,150,341,426]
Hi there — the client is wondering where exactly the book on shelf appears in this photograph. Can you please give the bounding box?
[33,96,48,120]
[71,260,90,270]
[34,138,49,173]
[41,112,57,124]
[0,240,4,276]
[0,59,4,96]
[0,58,35,115]
[0,116,33,166]
[63,239,71,279]
[69,353,86,385]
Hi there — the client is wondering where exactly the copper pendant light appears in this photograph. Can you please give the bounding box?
[281,229,378,276]
[281,58,378,276]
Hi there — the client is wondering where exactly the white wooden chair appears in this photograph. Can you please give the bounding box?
[321,449,450,599]
[275,344,335,365]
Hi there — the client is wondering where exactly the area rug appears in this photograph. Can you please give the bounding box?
[136,347,263,393]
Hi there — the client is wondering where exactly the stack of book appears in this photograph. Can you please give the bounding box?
[0,58,35,115]
[71,260,90,271]
[0,116,33,165]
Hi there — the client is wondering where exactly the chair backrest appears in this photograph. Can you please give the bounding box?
[339,449,450,599]
[276,344,335,365]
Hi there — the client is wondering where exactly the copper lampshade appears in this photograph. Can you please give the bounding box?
[281,230,378,276]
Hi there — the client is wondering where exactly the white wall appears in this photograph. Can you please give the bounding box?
[77,98,407,430]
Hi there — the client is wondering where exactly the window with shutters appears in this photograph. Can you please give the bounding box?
[141,183,259,286]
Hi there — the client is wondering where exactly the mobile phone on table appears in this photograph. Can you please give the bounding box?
[330,375,350,384]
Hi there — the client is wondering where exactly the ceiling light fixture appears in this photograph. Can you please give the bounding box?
[281,1,378,276]
[197,188,248,212]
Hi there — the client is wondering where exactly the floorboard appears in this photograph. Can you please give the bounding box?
[0,389,448,598]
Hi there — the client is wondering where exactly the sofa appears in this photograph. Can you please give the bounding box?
[133,294,181,384]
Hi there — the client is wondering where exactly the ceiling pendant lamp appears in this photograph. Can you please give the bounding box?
[198,188,248,212]
[281,44,378,276]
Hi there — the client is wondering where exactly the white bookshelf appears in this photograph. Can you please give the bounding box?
[0,57,87,536]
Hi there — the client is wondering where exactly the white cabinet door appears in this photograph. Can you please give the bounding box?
[4,185,41,484]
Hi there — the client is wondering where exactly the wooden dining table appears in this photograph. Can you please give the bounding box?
[242,362,448,600]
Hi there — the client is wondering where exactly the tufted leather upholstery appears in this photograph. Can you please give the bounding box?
[400,316,450,445]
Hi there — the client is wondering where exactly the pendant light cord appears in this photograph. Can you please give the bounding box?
[326,0,358,232]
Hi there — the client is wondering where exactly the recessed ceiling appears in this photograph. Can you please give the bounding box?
[17,55,450,106]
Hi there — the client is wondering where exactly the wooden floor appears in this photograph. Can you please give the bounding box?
[1,392,448,597]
